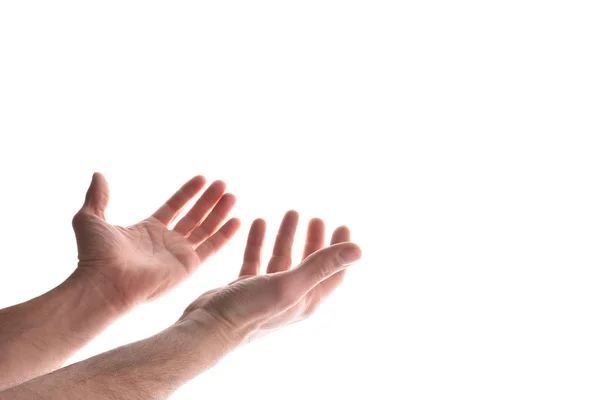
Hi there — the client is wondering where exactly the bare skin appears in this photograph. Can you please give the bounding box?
[0,212,361,399]
[0,173,239,389]
[72,173,241,309]
[184,212,357,343]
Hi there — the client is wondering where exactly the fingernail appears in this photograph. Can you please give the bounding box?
[340,247,361,265]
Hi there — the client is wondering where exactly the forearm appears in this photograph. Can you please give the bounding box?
[0,319,231,400]
[0,268,126,389]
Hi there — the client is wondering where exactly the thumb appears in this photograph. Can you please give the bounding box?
[81,172,110,218]
[289,242,362,295]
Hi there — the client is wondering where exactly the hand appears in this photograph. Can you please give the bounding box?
[71,173,241,310]
[178,211,362,346]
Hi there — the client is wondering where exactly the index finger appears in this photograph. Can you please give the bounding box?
[151,176,207,226]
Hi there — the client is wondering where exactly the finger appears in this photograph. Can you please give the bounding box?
[330,225,351,245]
[301,218,325,260]
[266,210,300,273]
[271,227,352,320]
[188,193,237,246]
[310,226,353,306]
[286,242,362,297]
[173,180,226,236]
[239,219,267,277]
[81,172,110,219]
[151,175,206,226]
[195,218,241,264]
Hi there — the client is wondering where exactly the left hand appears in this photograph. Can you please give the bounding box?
[177,211,361,346]
[71,173,241,311]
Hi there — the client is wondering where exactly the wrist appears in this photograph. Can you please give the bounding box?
[167,318,235,373]
[67,266,132,316]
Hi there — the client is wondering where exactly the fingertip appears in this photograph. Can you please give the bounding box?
[285,210,300,220]
[229,217,242,229]
[84,172,110,213]
[338,242,362,265]
[308,217,325,228]
[211,180,227,192]
[191,175,207,187]
[222,217,242,238]
[221,192,237,205]
[334,225,350,233]
[331,225,351,244]
[181,175,206,193]
[247,218,267,245]
[252,218,267,230]
[91,172,108,186]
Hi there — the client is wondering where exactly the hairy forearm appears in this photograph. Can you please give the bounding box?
[0,268,125,389]
[0,320,231,400]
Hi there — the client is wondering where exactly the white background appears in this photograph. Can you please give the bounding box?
[1,1,599,399]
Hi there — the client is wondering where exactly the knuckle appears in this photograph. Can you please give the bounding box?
[269,255,292,271]
[178,220,194,235]
[303,251,342,282]
[313,254,340,281]
[326,254,344,275]
[202,237,216,253]
[71,210,88,228]
[311,267,328,283]
[189,226,206,242]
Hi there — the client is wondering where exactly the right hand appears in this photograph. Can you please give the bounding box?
[71,173,240,310]
[177,211,362,345]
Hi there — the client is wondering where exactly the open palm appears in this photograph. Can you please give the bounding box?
[179,211,361,345]
[72,173,240,309]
